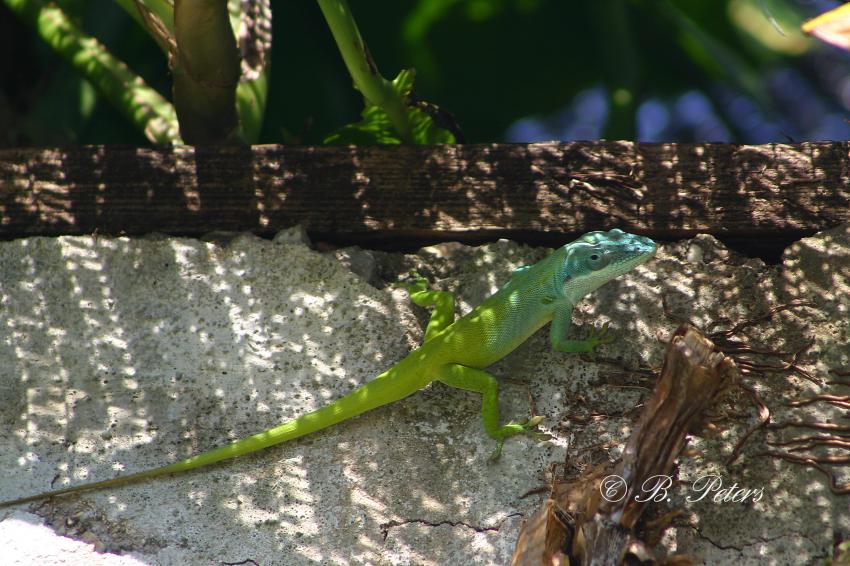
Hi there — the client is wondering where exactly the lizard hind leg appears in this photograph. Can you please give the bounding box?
[398,274,456,342]
[436,363,547,461]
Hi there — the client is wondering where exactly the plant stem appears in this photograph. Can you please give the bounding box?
[233,0,272,143]
[4,0,180,143]
[113,0,176,56]
[172,0,242,144]
[316,0,412,143]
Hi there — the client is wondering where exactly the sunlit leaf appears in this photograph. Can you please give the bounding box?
[802,2,850,51]
[729,0,810,55]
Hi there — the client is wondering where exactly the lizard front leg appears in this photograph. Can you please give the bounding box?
[436,363,546,461]
[397,274,456,341]
[549,303,614,355]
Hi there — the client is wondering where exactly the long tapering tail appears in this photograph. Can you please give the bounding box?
[0,364,427,507]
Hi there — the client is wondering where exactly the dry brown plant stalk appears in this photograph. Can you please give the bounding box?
[512,324,738,565]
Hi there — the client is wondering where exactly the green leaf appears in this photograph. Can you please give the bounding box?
[392,68,415,97]
[324,69,456,145]
[323,106,402,145]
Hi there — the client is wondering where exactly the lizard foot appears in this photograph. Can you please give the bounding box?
[579,321,616,359]
[487,416,551,462]
[393,270,427,291]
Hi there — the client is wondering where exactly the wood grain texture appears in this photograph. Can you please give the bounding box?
[0,142,847,241]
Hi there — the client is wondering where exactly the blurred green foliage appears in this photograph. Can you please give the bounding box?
[0,0,846,145]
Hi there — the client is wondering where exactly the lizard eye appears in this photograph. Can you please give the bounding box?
[586,251,610,270]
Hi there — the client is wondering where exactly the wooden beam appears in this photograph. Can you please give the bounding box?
[0,143,847,242]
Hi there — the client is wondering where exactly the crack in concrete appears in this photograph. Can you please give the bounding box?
[688,524,822,555]
[380,513,523,542]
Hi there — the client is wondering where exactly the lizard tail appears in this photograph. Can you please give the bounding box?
[0,364,428,507]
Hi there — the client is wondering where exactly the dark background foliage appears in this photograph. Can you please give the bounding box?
[1,0,849,145]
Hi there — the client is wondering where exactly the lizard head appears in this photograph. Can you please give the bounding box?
[557,228,656,304]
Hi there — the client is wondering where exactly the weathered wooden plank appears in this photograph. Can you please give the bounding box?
[0,142,847,242]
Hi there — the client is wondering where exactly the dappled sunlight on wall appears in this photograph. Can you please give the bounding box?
[0,233,431,562]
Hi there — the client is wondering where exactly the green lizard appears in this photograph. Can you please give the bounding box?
[0,229,656,507]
